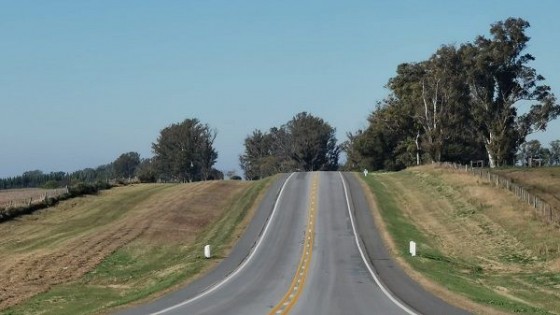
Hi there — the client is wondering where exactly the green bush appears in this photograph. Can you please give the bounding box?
[42,180,61,189]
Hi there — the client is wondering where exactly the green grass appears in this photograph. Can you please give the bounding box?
[1,177,273,315]
[362,172,554,314]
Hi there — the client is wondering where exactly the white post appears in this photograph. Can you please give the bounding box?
[204,245,211,259]
[409,241,416,257]
[363,169,369,177]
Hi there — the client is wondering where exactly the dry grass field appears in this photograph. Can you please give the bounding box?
[492,167,560,212]
[363,165,560,314]
[0,180,268,314]
[0,188,67,208]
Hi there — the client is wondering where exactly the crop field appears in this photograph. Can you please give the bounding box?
[0,178,272,315]
[361,166,560,314]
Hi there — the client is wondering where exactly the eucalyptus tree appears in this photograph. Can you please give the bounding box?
[388,45,471,163]
[460,18,560,167]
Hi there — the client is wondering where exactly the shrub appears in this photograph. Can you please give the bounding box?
[42,180,61,189]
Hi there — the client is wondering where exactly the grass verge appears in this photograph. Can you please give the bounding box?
[362,168,559,314]
[1,177,274,315]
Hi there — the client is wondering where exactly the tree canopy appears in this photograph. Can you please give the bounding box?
[344,17,559,170]
[240,112,339,179]
[113,152,140,180]
[152,118,218,182]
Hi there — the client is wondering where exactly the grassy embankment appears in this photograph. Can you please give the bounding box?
[361,166,560,314]
[1,177,273,315]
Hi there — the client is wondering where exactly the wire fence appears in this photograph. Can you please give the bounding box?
[436,162,560,226]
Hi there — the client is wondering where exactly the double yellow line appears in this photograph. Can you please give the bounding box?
[269,173,319,315]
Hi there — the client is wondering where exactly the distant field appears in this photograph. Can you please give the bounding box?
[492,167,560,211]
[362,166,560,314]
[0,188,67,208]
[0,179,272,315]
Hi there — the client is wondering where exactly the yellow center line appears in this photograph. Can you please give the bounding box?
[269,173,319,315]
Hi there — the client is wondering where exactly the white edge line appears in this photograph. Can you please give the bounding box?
[149,172,297,315]
[338,172,419,315]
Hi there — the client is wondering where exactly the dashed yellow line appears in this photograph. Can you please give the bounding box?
[269,173,319,315]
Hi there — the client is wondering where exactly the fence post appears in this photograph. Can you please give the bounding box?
[440,161,558,227]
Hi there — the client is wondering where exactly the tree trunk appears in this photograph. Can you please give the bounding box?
[485,137,497,168]
[415,131,421,165]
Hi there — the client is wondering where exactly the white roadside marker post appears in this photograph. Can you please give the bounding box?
[409,241,416,257]
[363,169,369,177]
[204,245,211,259]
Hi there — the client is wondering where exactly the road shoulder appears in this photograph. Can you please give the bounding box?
[343,172,472,315]
[114,174,290,315]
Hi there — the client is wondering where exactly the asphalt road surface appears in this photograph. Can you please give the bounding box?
[117,172,470,315]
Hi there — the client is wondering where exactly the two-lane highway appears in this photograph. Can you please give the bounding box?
[118,172,470,315]
[291,172,410,314]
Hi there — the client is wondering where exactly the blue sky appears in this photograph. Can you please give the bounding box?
[1,1,559,177]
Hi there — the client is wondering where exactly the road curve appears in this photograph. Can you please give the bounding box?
[117,172,470,315]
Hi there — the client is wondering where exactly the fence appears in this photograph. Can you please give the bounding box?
[0,187,69,210]
[436,162,560,226]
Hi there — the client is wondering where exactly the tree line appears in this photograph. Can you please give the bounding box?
[518,139,560,166]
[1,111,342,187]
[0,167,113,190]
[0,118,223,189]
[2,18,559,186]
[344,18,560,171]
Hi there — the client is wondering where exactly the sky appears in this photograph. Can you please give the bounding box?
[1,0,560,177]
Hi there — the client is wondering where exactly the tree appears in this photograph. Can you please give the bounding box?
[113,152,140,180]
[341,130,364,170]
[152,118,218,182]
[94,163,114,183]
[461,18,560,167]
[207,168,224,180]
[22,170,44,187]
[240,130,274,180]
[239,112,339,179]
[344,98,414,171]
[388,45,473,164]
[287,112,339,171]
[136,158,157,183]
[239,127,296,179]
[549,140,560,165]
[517,139,542,166]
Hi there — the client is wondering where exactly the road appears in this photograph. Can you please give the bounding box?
[118,172,470,315]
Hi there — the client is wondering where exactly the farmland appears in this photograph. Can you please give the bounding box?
[0,178,272,315]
